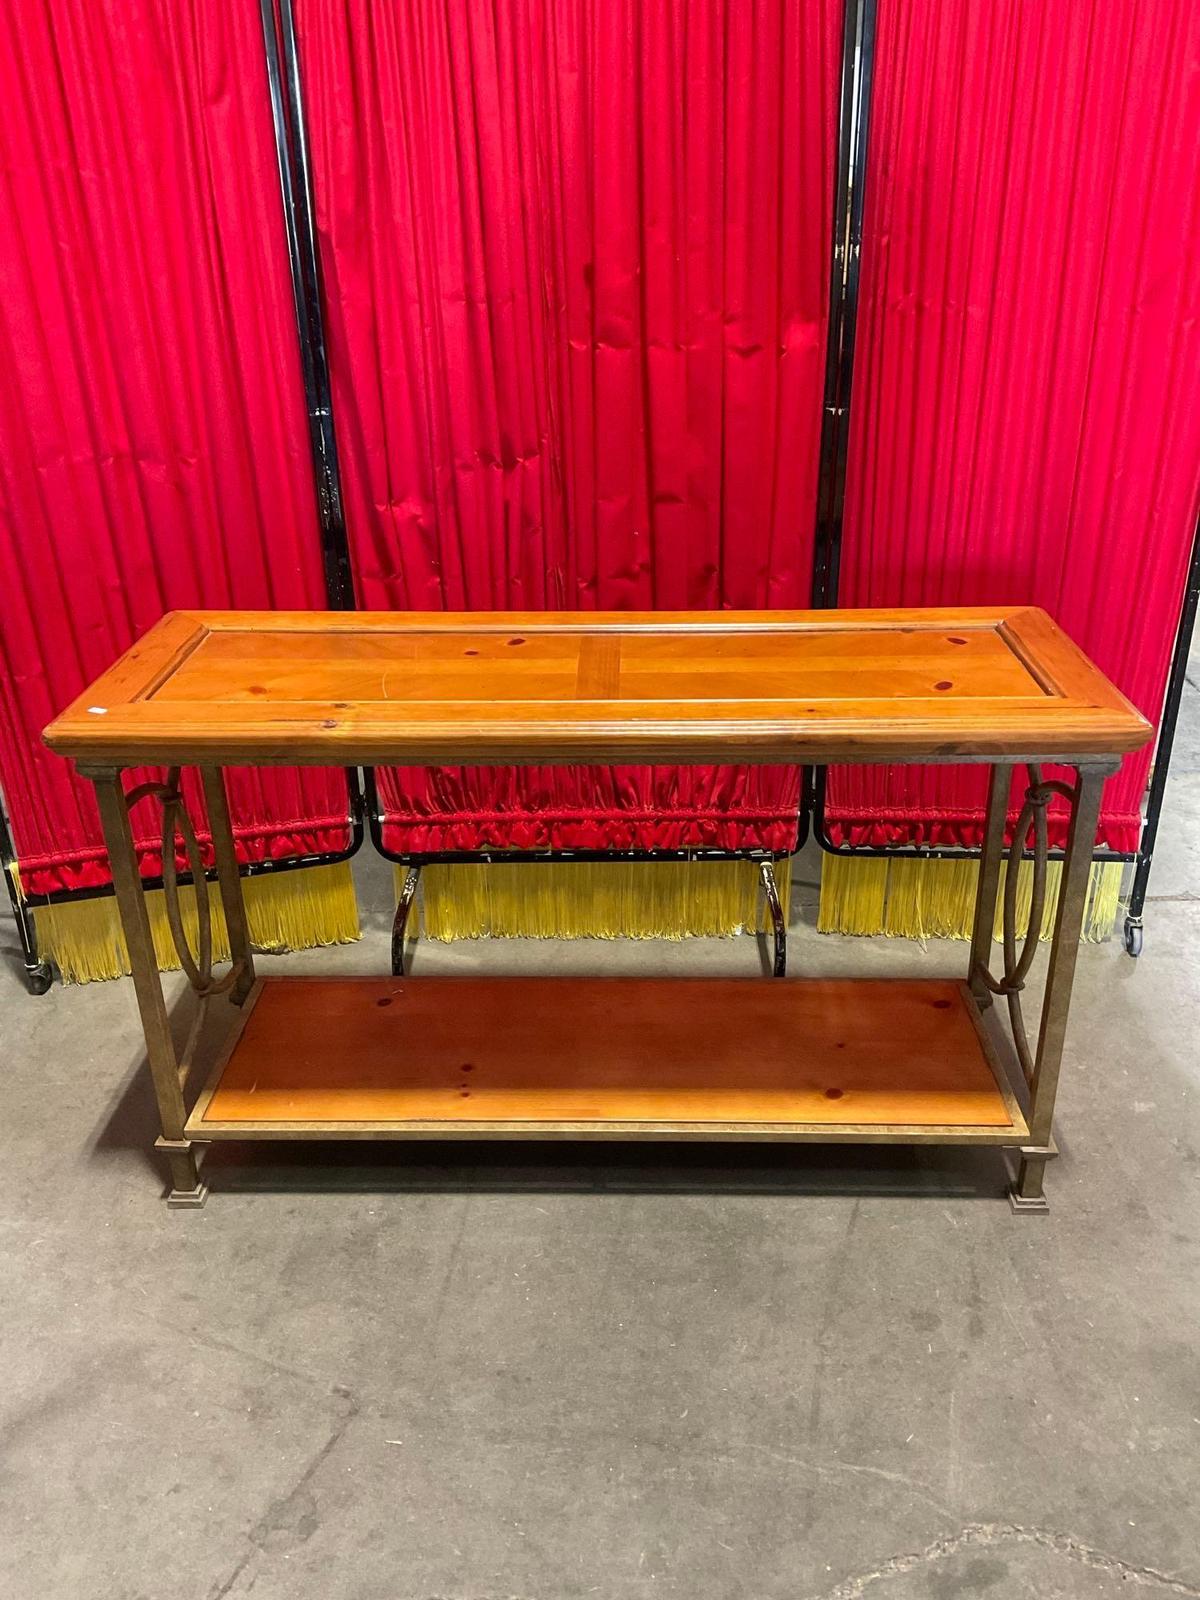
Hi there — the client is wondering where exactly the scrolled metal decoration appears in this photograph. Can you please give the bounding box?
[123,768,244,1083]
[976,764,1078,1083]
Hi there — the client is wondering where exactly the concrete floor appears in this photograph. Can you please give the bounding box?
[3,664,1199,1598]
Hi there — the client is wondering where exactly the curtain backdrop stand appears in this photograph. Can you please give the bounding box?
[12,0,1181,993]
[808,0,1195,959]
[811,766,1135,870]
[0,0,366,997]
[2,776,366,994]
[260,0,817,964]
[365,769,806,981]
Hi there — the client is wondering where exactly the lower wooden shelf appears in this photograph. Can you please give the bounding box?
[186,975,1028,1145]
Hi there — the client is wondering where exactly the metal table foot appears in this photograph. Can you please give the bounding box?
[1008,1158,1050,1214]
[157,1136,207,1207]
[1007,1148,1054,1213]
[167,1181,210,1209]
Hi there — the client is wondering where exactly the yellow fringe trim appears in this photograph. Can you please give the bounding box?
[817,855,1124,943]
[409,858,791,942]
[29,861,360,984]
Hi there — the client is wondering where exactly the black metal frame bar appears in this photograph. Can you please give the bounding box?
[259,0,355,612]
[807,0,1194,956]
[812,0,877,612]
[1120,509,1200,955]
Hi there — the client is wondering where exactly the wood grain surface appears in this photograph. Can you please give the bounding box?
[188,975,1022,1137]
[44,607,1150,767]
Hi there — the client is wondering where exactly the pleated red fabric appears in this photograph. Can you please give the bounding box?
[0,2,353,898]
[295,0,840,853]
[827,0,1200,852]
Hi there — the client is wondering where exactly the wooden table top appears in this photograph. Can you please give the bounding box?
[43,607,1150,767]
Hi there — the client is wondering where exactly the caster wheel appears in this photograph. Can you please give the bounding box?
[25,961,53,995]
[1123,921,1143,958]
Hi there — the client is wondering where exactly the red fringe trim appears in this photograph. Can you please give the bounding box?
[379,809,799,856]
[823,810,1142,856]
[16,816,353,900]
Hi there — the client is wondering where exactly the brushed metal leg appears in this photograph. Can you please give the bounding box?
[89,767,206,1207]
[1024,769,1107,1134]
[1006,765,1109,1213]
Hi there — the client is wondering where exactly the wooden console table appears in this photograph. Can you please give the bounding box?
[44,607,1149,1211]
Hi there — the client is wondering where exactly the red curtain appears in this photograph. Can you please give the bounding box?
[295,0,841,854]
[827,0,1200,852]
[0,1,352,898]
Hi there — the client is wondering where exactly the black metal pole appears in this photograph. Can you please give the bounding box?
[259,0,365,861]
[812,0,878,609]
[806,0,879,870]
[259,0,355,611]
[1122,509,1200,956]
